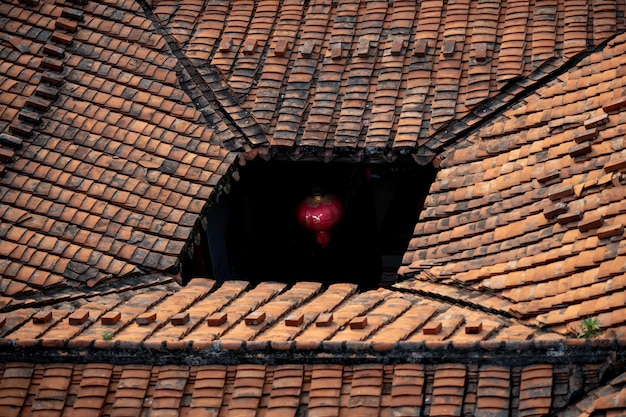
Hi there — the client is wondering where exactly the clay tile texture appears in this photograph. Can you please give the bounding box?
[1,0,626,417]
[401,31,626,340]
[162,0,626,162]
[0,0,239,307]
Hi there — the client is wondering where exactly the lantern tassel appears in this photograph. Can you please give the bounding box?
[315,231,331,248]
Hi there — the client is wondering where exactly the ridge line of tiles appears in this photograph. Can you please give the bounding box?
[414,32,622,165]
[136,0,267,151]
[0,337,623,365]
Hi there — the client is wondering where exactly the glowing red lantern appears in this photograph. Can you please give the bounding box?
[297,192,343,248]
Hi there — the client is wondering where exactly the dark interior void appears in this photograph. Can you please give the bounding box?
[187,161,436,289]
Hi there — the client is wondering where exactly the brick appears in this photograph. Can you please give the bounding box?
[474,42,488,62]
[274,39,288,57]
[0,133,23,148]
[443,39,456,57]
[55,17,78,32]
[61,7,84,21]
[207,312,227,326]
[602,96,626,112]
[136,312,156,325]
[536,169,559,184]
[414,38,428,57]
[33,311,52,324]
[578,216,604,232]
[218,37,232,52]
[544,203,568,219]
[331,42,343,60]
[315,313,333,327]
[42,71,64,85]
[52,31,73,45]
[171,312,190,326]
[243,38,258,55]
[548,184,574,200]
[245,311,266,326]
[568,141,591,158]
[43,44,65,58]
[465,321,483,334]
[584,113,609,128]
[284,313,304,327]
[0,148,15,162]
[390,38,404,55]
[423,322,442,335]
[40,57,64,71]
[573,128,597,143]
[35,85,59,100]
[26,96,52,111]
[357,37,371,57]
[556,211,583,225]
[9,123,33,138]
[68,310,89,325]
[18,110,42,125]
[604,157,626,173]
[349,316,368,329]
[597,224,624,240]
[300,40,315,57]
[101,311,121,325]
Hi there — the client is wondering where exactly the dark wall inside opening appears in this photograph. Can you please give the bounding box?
[188,161,435,289]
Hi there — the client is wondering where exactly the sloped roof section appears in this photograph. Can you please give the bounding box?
[400,32,626,337]
[0,361,612,417]
[559,372,626,417]
[148,0,626,161]
[0,279,562,347]
[0,0,239,307]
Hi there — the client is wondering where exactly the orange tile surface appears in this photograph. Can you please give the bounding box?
[0,0,238,306]
[0,279,558,346]
[401,31,626,338]
[1,0,626,417]
[0,361,615,417]
[155,0,626,162]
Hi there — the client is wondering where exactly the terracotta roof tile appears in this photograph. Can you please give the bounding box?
[0,363,34,416]
[1,0,626,414]
[519,365,553,417]
[401,32,626,336]
[72,364,113,417]
[0,0,245,300]
[429,364,466,417]
[0,359,620,417]
[137,0,626,160]
[475,366,511,417]
[257,283,357,342]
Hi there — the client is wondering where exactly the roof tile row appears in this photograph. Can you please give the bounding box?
[402,32,626,336]
[0,279,563,346]
[0,0,241,303]
[0,361,582,417]
[160,0,626,161]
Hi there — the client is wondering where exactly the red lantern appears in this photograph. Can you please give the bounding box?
[297,192,343,248]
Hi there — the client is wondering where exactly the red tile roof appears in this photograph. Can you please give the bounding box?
[0,278,564,347]
[155,0,626,162]
[0,360,621,417]
[1,0,626,415]
[400,32,626,338]
[0,0,239,305]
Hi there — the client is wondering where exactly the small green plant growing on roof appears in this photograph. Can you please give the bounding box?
[101,330,114,340]
[578,317,602,339]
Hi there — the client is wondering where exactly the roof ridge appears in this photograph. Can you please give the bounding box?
[134,0,267,152]
[0,336,624,366]
[416,30,626,166]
